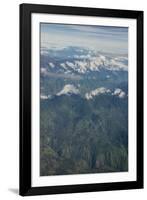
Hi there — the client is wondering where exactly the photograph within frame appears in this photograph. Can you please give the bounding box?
[40,23,129,177]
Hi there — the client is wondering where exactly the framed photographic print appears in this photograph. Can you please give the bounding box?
[19,3,143,196]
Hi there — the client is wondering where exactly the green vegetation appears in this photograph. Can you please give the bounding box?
[40,94,128,176]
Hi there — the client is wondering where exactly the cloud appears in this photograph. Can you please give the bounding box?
[40,49,48,55]
[41,23,128,54]
[73,54,91,59]
[109,58,127,71]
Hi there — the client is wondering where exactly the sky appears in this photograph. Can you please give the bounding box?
[40,23,128,54]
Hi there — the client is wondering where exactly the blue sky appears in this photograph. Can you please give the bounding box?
[41,23,128,54]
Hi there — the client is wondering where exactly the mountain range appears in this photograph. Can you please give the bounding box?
[40,46,128,176]
[40,46,128,98]
[41,46,128,76]
[41,84,127,100]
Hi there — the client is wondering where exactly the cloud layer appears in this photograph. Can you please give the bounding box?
[41,23,128,54]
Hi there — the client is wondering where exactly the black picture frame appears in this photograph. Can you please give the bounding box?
[19,3,144,196]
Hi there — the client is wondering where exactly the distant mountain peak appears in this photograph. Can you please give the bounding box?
[85,87,126,100]
[41,85,127,100]
[112,88,126,98]
[56,84,79,96]
[85,87,111,100]
[41,46,128,75]
[40,94,52,100]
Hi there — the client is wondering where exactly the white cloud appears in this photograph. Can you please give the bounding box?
[109,58,127,71]
[40,49,48,55]
[73,54,91,59]
[41,24,128,54]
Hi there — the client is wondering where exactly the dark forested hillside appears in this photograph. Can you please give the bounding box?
[40,94,128,176]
